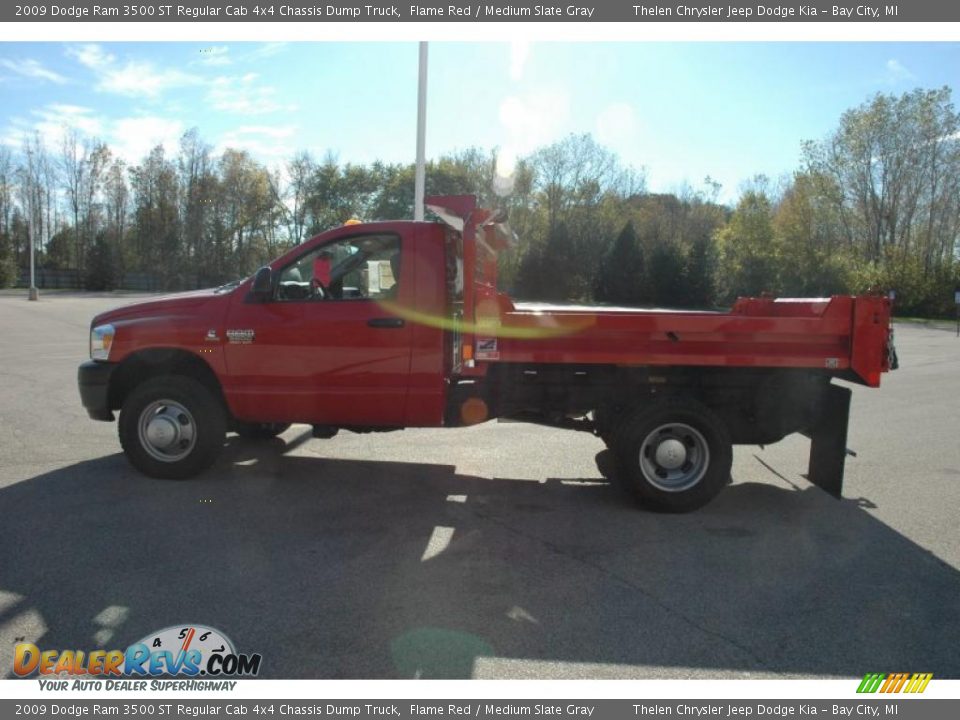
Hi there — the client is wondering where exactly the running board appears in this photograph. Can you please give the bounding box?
[498,412,595,433]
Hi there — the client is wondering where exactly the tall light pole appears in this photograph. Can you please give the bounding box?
[29,225,37,301]
[414,41,428,221]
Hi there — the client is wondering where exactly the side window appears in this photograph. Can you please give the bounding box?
[276,234,401,302]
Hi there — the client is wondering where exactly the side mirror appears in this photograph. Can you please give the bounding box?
[251,266,273,300]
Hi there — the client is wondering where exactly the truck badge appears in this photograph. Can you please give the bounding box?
[205,329,219,342]
[226,329,255,344]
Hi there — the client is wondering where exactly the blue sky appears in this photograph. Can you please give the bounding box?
[0,41,958,201]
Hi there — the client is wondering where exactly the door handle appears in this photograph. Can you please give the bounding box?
[367,317,405,329]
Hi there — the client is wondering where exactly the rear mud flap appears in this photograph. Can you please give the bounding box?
[806,383,852,499]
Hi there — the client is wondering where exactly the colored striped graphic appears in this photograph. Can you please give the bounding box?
[857,673,932,693]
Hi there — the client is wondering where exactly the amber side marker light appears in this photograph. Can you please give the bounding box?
[460,397,489,425]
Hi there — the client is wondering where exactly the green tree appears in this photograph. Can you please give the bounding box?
[130,145,181,288]
[803,87,960,270]
[684,232,717,308]
[84,234,117,291]
[305,155,380,232]
[774,172,852,296]
[217,148,278,276]
[0,231,15,287]
[647,240,687,307]
[515,222,582,301]
[178,129,216,286]
[594,221,645,305]
[716,190,781,300]
[61,130,110,278]
[103,158,129,284]
[44,229,73,270]
[275,149,315,246]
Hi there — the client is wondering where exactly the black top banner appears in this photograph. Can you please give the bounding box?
[1,0,952,23]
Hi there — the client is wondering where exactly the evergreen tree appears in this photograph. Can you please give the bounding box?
[648,241,687,307]
[684,232,717,308]
[84,235,116,291]
[595,221,645,305]
[0,231,15,288]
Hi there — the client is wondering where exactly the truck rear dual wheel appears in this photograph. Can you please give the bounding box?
[611,398,732,513]
[119,375,226,480]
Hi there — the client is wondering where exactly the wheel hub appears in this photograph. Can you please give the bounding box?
[654,438,687,469]
[138,400,196,463]
[146,416,179,449]
[638,422,710,493]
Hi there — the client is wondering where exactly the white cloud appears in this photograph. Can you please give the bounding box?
[208,73,297,115]
[596,102,639,149]
[0,122,34,150]
[102,61,200,99]
[111,116,185,163]
[197,46,231,67]
[2,103,298,168]
[0,58,68,84]
[2,104,103,152]
[246,42,288,61]
[4,108,189,165]
[67,43,200,99]
[217,125,298,162]
[232,125,296,140]
[34,104,104,143]
[885,59,916,85]
[67,44,114,70]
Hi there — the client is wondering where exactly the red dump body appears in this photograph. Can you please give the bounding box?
[432,195,893,390]
[480,295,891,387]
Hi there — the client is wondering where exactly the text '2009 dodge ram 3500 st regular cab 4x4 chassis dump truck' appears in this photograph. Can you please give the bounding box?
[78,195,896,512]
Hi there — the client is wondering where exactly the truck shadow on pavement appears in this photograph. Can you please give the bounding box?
[1,434,958,680]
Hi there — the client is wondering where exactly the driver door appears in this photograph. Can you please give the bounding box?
[223,232,412,426]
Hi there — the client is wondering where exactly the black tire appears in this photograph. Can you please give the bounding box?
[593,406,626,448]
[233,422,291,440]
[610,397,732,513]
[119,375,226,480]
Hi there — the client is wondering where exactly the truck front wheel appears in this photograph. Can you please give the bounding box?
[611,398,732,512]
[119,375,226,480]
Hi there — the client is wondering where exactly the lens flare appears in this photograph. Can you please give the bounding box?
[375,299,594,340]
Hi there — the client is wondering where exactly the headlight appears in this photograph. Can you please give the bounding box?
[90,324,115,361]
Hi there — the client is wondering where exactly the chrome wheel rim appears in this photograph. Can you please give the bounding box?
[138,399,197,463]
[639,422,710,492]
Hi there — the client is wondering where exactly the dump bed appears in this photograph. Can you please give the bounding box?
[425,194,894,389]
[485,295,893,387]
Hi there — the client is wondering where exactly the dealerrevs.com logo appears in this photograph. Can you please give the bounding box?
[14,624,262,685]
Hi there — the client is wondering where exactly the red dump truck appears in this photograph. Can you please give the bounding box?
[78,195,896,511]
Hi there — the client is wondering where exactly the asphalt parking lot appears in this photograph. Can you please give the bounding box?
[0,291,958,680]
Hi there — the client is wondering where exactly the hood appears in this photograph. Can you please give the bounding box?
[91,287,232,326]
